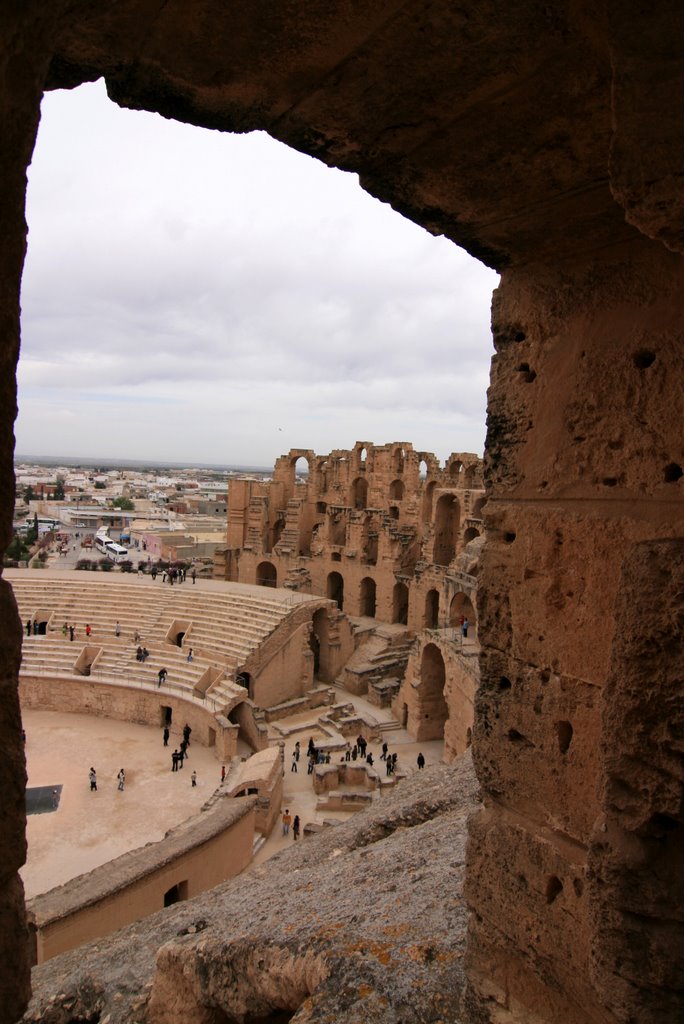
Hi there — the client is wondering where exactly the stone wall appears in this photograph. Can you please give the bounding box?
[216,442,485,635]
[27,795,256,964]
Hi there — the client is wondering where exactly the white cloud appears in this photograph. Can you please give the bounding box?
[17,80,498,466]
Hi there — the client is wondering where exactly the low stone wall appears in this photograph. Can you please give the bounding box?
[20,674,237,759]
[313,762,379,794]
[26,795,256,964]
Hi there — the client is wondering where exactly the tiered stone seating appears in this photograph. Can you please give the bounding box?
[7,571,300,711]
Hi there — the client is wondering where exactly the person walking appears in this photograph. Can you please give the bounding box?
[293,815,300,841]
[26,619,31,636]
[381,742,388,760]
[117,768,125,791]
[172,749,179,772]
[462,617,469,639]
[186,648,193,663]
[69,624,75,641]
[85,624,92,637]
[191,770,197,787]
[89,767,97,791]
[180,739,189,761]
[183,723,191,746]
[158,668,166,687]
[221,764,226,783]
[163,726,170,747]
[282,808,292,835]
[294,740,300,762]
[191,568,196,584]
[417,752,426,770]
[291,750,298,772]
[115,621,121,637]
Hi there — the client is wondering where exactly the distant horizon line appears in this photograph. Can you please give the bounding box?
[14,454,273,473]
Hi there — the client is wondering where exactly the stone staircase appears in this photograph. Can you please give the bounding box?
[337,622,414,697]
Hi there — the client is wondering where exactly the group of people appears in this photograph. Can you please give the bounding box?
[281,808,301,840]
[136,645,150,662]
[152,566,196,585]
[170,723,193,775]
[88,766,125,791]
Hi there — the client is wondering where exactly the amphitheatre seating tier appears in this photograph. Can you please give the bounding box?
[7,572,311,709]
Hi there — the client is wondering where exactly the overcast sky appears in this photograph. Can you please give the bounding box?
[17,80,498,469]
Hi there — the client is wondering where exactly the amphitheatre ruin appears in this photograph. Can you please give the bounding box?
[1,5,682,1024]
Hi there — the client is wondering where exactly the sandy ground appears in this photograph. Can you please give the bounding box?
[22,709,223,899]
[21,686,445,898]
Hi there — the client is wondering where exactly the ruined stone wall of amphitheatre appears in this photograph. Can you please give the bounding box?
[215,441,485,632]
[2,6,682,1023]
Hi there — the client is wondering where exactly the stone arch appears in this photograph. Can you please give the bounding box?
[422,480,436,524]
[351,476,368,509]
[433,494,460,565]
[418,458,429,480]
[472,496,486,519]
[424,588,440,628]
[448,459,463,482]
[449,592,476,635]
[256,561,277,588]
[415,643,448,740]
[360,577,376,618]
[292,454,310,483]
[464,462,482,488]
[327,571,344,610]
[389,479,404,501]
[392,447,406,474]
[463,526,480,545]
[392,581,409,625]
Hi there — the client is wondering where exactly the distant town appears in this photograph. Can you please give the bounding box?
[9,458,275,574]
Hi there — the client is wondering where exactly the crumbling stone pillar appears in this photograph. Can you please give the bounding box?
[466,240,684,1023]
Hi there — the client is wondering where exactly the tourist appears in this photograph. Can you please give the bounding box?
[151,567,157,581]
[307,736,315,757]
[117,768,125,791]
[391,752,398,771]
[89,767,97,791]
[69,624,75,641]
[386,757,393,777]
[282,808,291,835]
[186,648,193,663]
[191,770,197,787]
[294,740,300,761]
[293,815,300,840]
[351,745,358,761]
[180,738,189,760]
[158,668,167,686]
[417,752,425,770]
[172,749,179,772]
[183,723,192,746]
[133,629,141,643]
[85,623,91,637]
[33,619,38,634]
[307,753,315,775]
[291,750,298,773]
[61,621,67,637]
[115,621,121,637]
[161,570,167,583]
[366,752,374,766]
[162,726,170,747]
[25,619,31,636]
[221,764,226,783]
[381,742,388,760]
[345,743,351,761]
[177,748,185,769]
[141,647,149,661]
[462,617,469,639]
[137,646,144,662]
[191,568,196,584]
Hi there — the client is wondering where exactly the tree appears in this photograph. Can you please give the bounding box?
[112,497,135,511]
[54,475,65,501]
[94,481,106,489]
[23,484,34,503]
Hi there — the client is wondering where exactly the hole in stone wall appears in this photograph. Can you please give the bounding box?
[504,532,516,543]
[602,477,618,487]
[508,728,525,742]
[633,349,656,368]
[515,331,526,342]
[517,363,537,382]
[499,676,511,690]
[664,462,683,482]
[555,720,573,754]
[545,875,563,904]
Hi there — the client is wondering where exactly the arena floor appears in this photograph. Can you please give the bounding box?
[21,693,445,900]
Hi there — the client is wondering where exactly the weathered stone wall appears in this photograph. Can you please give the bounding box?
[27,795,256,964]
[217,442,484,633]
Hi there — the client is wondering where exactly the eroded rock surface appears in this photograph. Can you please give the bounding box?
[24,755,479,1024]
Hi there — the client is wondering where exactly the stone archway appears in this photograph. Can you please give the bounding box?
[392,581,409,625]
[326,571,344,611]
[433,494,460,566]
[360,577,376,618]
[449,592,476,635]
[413,643,448,741]
[424,588,439,628]
[256,561,277,588]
